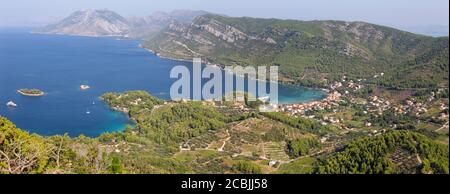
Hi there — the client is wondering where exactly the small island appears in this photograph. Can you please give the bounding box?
[17,89,45,97]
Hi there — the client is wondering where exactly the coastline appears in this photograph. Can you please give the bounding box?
[31,31,131,39]
[3,30,329,139]
[139,44,332,103]
[30,31,330,95]
[139,44,194,63]
[27,32,331,105]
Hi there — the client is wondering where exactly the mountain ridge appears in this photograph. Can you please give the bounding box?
[36,9,131,37]
[143,14,449,89]
[35,9,208,38]
[36,10,449,89]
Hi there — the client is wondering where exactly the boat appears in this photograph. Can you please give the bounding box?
[86,110,91,114]
[6,101,18,107]
[80,85,90,90]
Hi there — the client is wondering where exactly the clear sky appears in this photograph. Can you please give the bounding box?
[0,0,448,28]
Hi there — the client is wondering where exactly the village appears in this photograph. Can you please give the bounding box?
[276,74,449,140]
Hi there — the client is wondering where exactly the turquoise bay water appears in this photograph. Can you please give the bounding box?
[0,28,326,137]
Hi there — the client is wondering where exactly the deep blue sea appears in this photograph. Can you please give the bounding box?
[0,28,325,137]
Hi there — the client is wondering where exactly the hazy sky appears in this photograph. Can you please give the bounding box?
[0,0,448,28]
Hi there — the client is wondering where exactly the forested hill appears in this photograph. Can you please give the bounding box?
[1,116,448,174]
[144,14,449,89]
[319,131,449,174]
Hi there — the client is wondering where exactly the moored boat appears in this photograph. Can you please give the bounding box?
[80,85,90,90]
[6,101,18,107]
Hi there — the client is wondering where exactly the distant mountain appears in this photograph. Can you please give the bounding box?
[127,10,208,39]
[37,11,449,89]
[168,10,209,24]
[143,14,449,89]
[37,9,208,39]
[36,9,131,37]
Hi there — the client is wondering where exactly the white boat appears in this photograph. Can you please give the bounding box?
[86,111,91,114]
[6,101,18,107]
[80,85,90,90]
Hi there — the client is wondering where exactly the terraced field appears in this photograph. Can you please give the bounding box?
[263,142,289,161]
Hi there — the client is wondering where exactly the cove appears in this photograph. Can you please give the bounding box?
[0,28,326,137]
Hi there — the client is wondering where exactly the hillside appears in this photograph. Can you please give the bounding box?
[318,131,449,174]
[143,14,449,89]
[1,91,448,174]
[37,11,448,89]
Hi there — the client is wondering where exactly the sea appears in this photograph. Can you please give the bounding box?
[0,28,326,137]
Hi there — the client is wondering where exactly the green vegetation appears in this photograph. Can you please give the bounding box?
[101,91,163,116]
[137,102,226,144]
[367,109,412,128]
[277,157,317,174]
[261,112,335,135]
[378,38,449,89]
[3,11,449,175]
[286,138,321,158]
[231,160,262,174]
[145,14,449,89]
[1,91,448,174]
[0,117,115,174]
[102,91,227,145]
[17,89,44,96]
[262,127,286,142]
[109,156,123,174]
[318,131,449,174]
[0,117,49,173]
